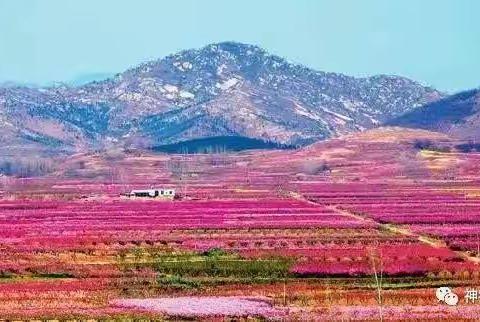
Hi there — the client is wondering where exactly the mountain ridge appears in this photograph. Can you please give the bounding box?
[0,41,444,155]
[388,88,480,140]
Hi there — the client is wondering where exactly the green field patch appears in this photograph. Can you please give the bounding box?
[119,247,292,280]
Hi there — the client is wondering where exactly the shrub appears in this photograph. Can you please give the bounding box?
[413,139,451,152]
[157,275,201,290]
[301,160,331,175]
[456,142,480,153]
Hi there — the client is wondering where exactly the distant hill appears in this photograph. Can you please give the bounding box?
[0,42,443,156]
[151,136,294,154]
[388,89,480,140]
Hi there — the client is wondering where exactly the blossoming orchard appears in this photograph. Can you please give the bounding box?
[1,129,480,320]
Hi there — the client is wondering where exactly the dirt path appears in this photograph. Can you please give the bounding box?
[289,192,480,264]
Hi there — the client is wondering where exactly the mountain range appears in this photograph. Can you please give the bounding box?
[0,42,447,156]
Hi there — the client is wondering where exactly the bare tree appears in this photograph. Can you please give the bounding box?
[477,233,480,261]
[0,157,56,178]
[167,153,191,198]
[244,162,250,185]
[0,174,12,198]
[367,246,384,322]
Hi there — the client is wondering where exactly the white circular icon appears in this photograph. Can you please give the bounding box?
[444,292,459,306]
[436,287,452,302]
[435,287,459,306]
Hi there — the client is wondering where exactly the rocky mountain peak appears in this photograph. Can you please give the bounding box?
[0,42,444,156]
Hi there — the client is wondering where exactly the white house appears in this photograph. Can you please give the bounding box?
[127,188,176,199]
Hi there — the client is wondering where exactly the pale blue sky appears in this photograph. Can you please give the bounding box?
[0,0,478,92]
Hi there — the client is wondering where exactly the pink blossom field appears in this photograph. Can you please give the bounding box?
[2,130,480,320]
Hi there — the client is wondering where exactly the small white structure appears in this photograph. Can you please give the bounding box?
[126,188,176,199]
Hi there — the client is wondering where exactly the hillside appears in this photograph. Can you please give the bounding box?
[388,88,480,140]
[0,42,443,156]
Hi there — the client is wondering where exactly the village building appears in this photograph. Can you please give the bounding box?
[126,188,176,199]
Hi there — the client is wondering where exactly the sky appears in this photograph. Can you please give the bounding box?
[0,0,478,92]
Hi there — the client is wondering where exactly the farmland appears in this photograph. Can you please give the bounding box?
[1,128,480,320]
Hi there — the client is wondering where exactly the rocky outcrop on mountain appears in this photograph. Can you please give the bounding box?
[0,42,443,154]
